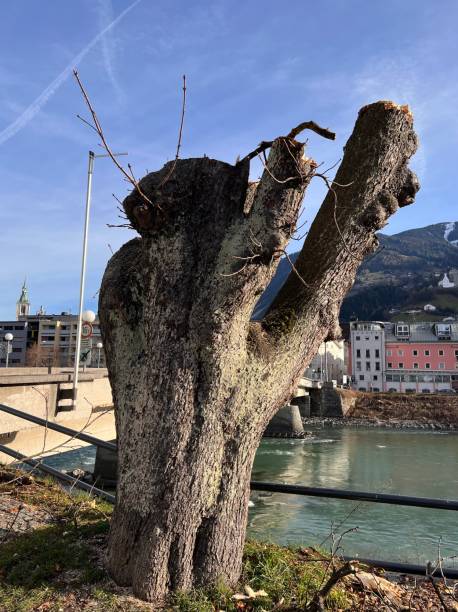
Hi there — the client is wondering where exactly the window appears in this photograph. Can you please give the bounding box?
[436,324,452,339]
[374,335,379,340]
[365,349,370,358]
[398,350,404,356]
[355,336,360,341]
[439,350,444,356]
[455,350,458,358]
[396,324,410,337]
[12,348,22,353]
[387,362,393,368]
[413,363,419,369]
[356,361,361,371]
[399,363,404,368]
[373,375,378,380]
[424,350,430,356]
[375,349,380,358]
[366,362,371,371]
[375,362,380,371]
[359,375,365,381]
[356,349,361,358]
[425,363,431,369]
[387,350,392,356]
[439,363,445,369]
[413,350,418,356]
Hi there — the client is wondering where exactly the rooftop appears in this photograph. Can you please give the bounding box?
[385,321,458,343]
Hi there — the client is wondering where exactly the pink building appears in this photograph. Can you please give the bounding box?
[349,321,458,393]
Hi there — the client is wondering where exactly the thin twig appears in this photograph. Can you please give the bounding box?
[274,249,314,289]
[0,504,23,542]
[156,74,187,190]
[306,561,357,611]
[314,173,360,261]
[73,70,156,209]
[427,561,450,611]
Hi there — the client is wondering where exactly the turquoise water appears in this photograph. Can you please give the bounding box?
[43,427,458,567]
[249,428,458,567]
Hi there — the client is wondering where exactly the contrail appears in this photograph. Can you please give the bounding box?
[97,0,125,102]
[0,0,141,146]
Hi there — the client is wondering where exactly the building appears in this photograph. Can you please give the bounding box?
[349,321,458,393]
[349,322,385,391]
[21,312,105,368]
[1,281,106,368]
[304,339,347,384]
[0,321,28,367]
[16,280,30,319]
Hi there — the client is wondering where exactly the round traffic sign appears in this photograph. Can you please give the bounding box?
[81,321,93,339]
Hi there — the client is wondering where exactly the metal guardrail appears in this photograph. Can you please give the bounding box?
[1,402,458,578]
[0,444,115,503]
[250,481,458,511]
[0,403,116,451]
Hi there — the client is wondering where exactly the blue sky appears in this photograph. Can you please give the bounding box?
[0,0,457,319]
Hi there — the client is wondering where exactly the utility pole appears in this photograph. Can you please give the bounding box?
[72,150,127,409]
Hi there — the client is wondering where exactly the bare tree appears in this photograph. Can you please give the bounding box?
[97,100,419,601]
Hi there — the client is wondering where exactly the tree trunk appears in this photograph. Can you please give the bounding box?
[99,102,419,602]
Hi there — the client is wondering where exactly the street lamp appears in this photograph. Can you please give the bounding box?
[71,150,127,409]
[96,342,103,368]
[4,333,13,368]
[73,307,96,404]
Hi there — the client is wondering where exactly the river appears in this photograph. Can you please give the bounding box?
[42,426,458,568]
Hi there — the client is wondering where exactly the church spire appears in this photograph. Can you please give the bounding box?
[16,279,30,320]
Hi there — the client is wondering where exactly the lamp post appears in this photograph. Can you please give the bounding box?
[72,150,127,409]
[96,342,103,368]
[4,333,13,368]
[72,308,95,405]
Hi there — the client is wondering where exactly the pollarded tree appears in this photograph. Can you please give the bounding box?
[98,101,419,602]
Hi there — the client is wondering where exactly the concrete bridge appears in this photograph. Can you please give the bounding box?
[0,369,356,464]
[0,367,115,464]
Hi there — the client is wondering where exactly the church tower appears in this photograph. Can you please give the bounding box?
[16,280,30,320]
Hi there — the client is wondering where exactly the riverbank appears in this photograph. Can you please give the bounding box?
[1,466,452,611]
[304,415,458,430]
[309,391,458,430]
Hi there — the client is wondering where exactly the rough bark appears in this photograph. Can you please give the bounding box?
[99,101,419,602]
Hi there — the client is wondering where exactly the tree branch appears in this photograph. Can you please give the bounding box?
[262,101,419,364]
[239,120,335,164]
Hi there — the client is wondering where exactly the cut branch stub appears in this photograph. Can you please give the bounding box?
[264,100,419,346]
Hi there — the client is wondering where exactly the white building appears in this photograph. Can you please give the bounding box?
[438,273,455,288]
[304,339,346,384]
[349,322,385,392]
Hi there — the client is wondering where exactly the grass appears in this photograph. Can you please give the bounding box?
[0,467,353,611]
[169,542,350,611]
